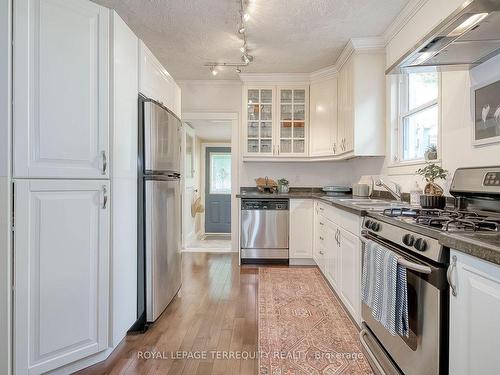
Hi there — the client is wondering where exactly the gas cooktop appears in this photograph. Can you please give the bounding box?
[382,207,500,233]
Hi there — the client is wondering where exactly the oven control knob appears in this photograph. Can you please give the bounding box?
[402,234,415,246]
[371,222,381,232]
[365,220,372,228]
[414,238,428,252]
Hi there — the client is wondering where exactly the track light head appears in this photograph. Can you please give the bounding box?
[238,25,246,34]
[210,66,218,76]
[236,67,242,73]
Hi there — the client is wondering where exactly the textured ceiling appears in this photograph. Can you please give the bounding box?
[92,0,409,80]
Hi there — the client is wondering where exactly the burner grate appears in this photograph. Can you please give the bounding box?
[383,207,500,232]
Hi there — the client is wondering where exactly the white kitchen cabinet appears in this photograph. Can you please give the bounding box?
[13,0,110,179]
[449,251,500,375]
[313,199,361,324]
[339,227,361,322]
[244,87,275,156]
[277,87,308,156]
[324,220,341,291]
[14,179,110,375]
[289,199,313,259]
[110,11,138,347]
[243,85,309,159]
[139,40,182,118]
[336,50,385,157]
[309,77,338,157]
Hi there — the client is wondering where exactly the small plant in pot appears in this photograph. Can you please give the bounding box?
[424,144,438,161]
[416,163,448,209]
[277,178,290,194]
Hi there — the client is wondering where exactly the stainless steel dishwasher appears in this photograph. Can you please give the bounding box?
[240,199,289,262]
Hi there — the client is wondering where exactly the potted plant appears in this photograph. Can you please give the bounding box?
[277,178,290,194]
[424,144,438,161]
[416,163,448,209]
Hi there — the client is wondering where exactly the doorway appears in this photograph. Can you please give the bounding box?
[181,113,238,252]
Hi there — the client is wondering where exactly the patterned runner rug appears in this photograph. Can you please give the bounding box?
[258,267,373,375]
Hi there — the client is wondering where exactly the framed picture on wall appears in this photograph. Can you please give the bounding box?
[471,76,500,146]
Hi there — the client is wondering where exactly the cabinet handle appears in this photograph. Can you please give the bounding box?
[319,250,324,255]
[447,255,457,297]
[319,207,324,211]
[101,150,107,175]
[319,236,324,241]
[102,185,108,209]
[333,143,336,154]
[277,145,280,155]
[319,221,324,226]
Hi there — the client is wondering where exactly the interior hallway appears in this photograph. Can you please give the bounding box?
[76,253,257,375]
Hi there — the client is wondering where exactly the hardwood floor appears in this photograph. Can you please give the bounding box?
[76,253,258,375]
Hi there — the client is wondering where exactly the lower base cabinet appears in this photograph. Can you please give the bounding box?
[14,180,110,374]
[449,250,500,375]
[338,228,361,322]
[313,201,361,324]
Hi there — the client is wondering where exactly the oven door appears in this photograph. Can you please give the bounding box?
[360,232,448,375]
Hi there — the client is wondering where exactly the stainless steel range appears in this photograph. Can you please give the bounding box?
[359,166,500,375]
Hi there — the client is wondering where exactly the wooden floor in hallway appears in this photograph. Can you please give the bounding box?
[76,253,258,375]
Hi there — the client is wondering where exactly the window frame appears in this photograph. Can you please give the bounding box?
[208,151,232,195]
[392,72,442,167]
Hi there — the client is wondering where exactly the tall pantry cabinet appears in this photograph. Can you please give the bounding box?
[12,0,139,373]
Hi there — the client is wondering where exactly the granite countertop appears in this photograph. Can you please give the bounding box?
[236,188,369,216]
[439,232,500,265]
[237,187,500,265]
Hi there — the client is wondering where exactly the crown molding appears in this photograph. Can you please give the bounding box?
[238,72,311,84]
[176,79,242,86]
[382,0,429,45]
[334,37,385,71]
[309,65,338,83]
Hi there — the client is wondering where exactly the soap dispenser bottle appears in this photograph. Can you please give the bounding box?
[410,181,422,206]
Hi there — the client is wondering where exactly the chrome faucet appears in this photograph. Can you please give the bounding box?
[374,178,402,201]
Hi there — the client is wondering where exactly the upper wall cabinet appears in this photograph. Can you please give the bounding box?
[336,50,385,157]
[309,77,338,157]
[139,41,182,118]
[13,0,110,179]
[243,85,309,159]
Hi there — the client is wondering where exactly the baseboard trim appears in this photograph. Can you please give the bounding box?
[289,258,316,266]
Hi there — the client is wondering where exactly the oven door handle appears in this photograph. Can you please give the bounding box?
[361,233,432,275]
[359,329,387,375]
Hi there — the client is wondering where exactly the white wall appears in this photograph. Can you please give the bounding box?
[376,0,500,194]
[0,0,11,373]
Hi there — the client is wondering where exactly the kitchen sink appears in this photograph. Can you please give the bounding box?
[337,198,407,211]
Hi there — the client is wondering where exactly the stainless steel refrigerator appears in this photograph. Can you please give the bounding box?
[133,96,182,330]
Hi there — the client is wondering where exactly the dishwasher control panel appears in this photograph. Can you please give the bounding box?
[241,199,289,210]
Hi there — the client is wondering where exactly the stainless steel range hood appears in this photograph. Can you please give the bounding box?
[387,0,500,74]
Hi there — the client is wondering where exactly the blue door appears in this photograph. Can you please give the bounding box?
[205,147,231,233]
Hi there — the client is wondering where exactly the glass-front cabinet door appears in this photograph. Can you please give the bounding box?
[246,88,274,155]
[278,87,307,156]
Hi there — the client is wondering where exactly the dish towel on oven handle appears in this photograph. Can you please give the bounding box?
[362,239,409,337]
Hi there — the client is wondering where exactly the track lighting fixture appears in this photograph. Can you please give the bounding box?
[241,54,254,64]
[204,0,255,76]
